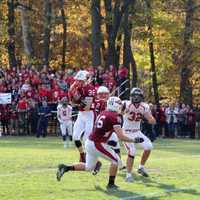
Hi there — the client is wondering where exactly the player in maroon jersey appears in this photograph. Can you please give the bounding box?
[68,70,96,163]
[56,96,144,189]
[93,86,124,174]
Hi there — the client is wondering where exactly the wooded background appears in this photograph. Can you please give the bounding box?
[0,0,200,106]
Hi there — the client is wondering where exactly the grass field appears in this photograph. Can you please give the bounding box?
[0,137,200,200]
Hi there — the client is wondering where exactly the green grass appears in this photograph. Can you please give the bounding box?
[0,137,200,200]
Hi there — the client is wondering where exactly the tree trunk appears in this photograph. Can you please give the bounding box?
[18,6,34,66]
[104,0,123,68]
[59,0,67,70]
[123,0,137,88]
[7,0,17,68]
[116,33,122,70]
[145,0,159,105]
[179,0,195,107]
[130,51,137,87]
[91,0,101,67]
[43,0,52,67]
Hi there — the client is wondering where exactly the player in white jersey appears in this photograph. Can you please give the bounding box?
[57,97,73,148]
[123,88,156,182]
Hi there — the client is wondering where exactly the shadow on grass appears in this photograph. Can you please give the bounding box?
[115,175,200,199]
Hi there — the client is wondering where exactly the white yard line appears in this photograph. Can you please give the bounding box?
[0,168,56,177]
[119,185,200,200]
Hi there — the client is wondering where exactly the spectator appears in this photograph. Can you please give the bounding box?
[195,110,200,139]
[28,100,39,135]
[17,95,29,135]
[186,107,196,139]
[117,65,129,99]
[37,100,51,138]
[179,103,188,137]
[0,104,10,135]
[10,101,18,135]
[165,104,177,138]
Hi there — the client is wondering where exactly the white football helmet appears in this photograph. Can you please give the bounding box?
[97,86,109,94]
[97,86,109,100]
[107,96,122,113]
[74,70,89,81]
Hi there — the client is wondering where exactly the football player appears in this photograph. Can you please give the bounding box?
[56,96,144,189]
[68,70,96,162]
[95,86,121,159]
[57,97,73,148]
[123,88,156,182]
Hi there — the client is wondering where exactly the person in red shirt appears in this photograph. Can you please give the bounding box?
[10,101,18,135]
[38,84,48,102]
[51,85,61,103]
[0,104,10,135]
[56,96,144,189]
[104,78,116,94]
[17,96,29,135]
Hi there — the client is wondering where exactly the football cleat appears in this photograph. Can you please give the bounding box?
[137,167,149,177]
[56,164,67,181]
[119,165,126,171]
[92,161,102,175]
[106,184,119,190]
[125,175,134,182]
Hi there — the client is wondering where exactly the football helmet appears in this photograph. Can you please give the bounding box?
[130,88,144,103]
[74,70,89,81]
[97,86,109,100]
[107,96,122,113]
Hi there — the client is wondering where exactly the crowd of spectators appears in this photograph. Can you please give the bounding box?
[0,64,200,140]
[144,103,200,141]
[0,64,129,137]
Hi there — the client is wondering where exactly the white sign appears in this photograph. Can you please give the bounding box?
[0,93,12,104]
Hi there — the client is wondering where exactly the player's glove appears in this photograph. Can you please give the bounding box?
[134,137,144,143]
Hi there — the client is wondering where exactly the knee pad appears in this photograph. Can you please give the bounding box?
[74,140,82,148]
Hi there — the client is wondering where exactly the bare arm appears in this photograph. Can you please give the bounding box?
[113,126,135,143]
[144,112,156,125]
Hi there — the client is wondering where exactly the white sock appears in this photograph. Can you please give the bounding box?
[139,164,144,169]
[126,172,132,177]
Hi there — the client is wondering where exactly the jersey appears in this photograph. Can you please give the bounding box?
[57,105,72,122]
[89,111,121,143]
[94,99,107,115]
[123,101,151,130]
[70,83,96,111]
